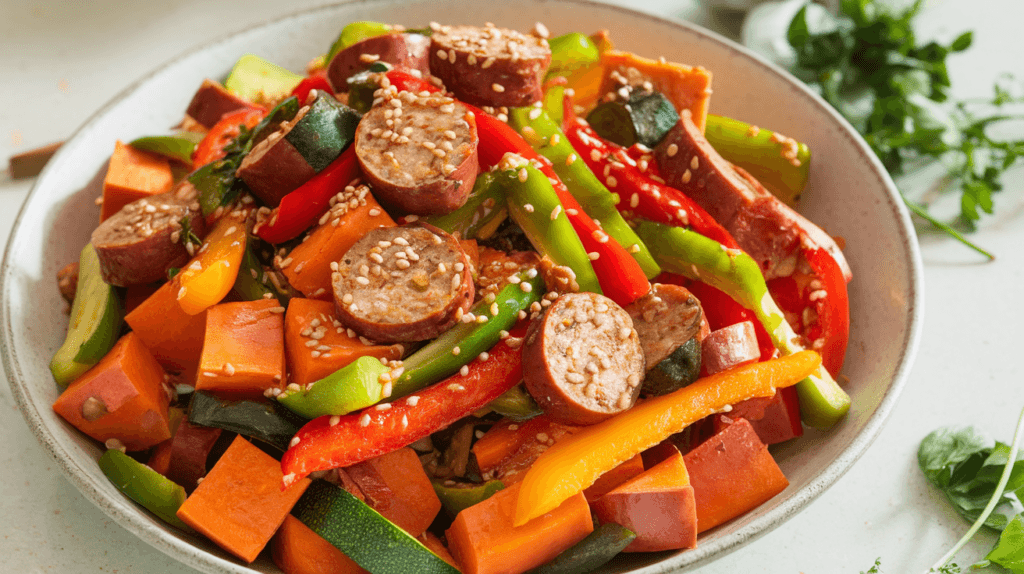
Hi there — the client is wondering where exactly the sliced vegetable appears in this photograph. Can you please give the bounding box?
[272,514,368,574]
[52,332,172,451]
[100,140,174,221]
[282,91,362,173]
[803,246,851,376]
[293,481,458,574]
[345,447,442,537]
[191,108,265,170]
[290,72,334,105]
[173,212,248,315]
[525,523,636,574]
[276,356,390,419]
[635,221,850,429]
[486,384,544,422]
[99,449,191,531]
[224,54,304,103]
[598,50,713,133]
[582,454,644,503]
[446,482,594,574]
[50,243,124,386]
[587,89,679,148]
[433,479,506,518]
[196,299,287,399]
[128,133,204,165]
[546,32,601,83]
[124,281,207,375]
[513,351,820,525]
[703,114,811,206]
[424,171,508,240]
[642,337,702,397]
[231,244,282,303]
[188,391,306,452]
[281,326,527,486]
[176,436,311,563]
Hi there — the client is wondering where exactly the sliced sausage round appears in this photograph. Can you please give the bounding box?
[625,283,703,368]
[354,92,478,215]
[185,79,262,129]
[236,104,317,206]
[522,292,645,425]
[332,224,474,343]
[91,182,207,287]
[701,320,760,376]
[326,33,431,93]
[428,24,551,108]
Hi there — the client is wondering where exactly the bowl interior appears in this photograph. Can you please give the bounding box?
[1,1,922,573]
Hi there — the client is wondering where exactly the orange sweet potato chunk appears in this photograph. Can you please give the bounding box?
[446,482,593,574]
[125,281,207,377]
[599,50,713,133]
[284,298,403,387]
[345,447,442,537]
[583,454,644,503]
[196,299,286,399]
[591,450,697,552]
[101,141,174,221]
[52,332,171,451]
[176,436,311,563]
[272,515,368,574]
[282,191,394,300]
[683,417,789,533]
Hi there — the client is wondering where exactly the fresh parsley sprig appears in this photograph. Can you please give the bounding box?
[787,0,1024,260]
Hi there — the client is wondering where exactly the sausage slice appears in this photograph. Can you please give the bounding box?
[428,24,551,108]
[185,79,263,129]
[625,283,703,368]
[326,33,431,92]
[354,92,478,215]
[332,224,474,343]
[522,292,645,425]
[236,104,317,206]
[91,182,207,287]
[701,321,760,375]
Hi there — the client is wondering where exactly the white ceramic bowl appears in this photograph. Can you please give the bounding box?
[1,1,924,572]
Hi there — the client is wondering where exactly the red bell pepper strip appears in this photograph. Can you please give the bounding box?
[290,72,334,104]
[191,108,265,171]
[384,69,651,306]
[560,100,739,249]
[802,248,849,376]
[281,324,528,488]
[254,147,360,244]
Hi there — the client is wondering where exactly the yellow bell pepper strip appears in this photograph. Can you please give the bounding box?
[634,220,851,429]
[513,350,821,526]
[174,210,249,315]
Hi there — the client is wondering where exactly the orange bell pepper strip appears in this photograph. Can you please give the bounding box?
[512,350,821,526]
[174,210,249,315]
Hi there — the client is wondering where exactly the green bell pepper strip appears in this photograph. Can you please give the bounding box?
[188,391,306,452]
[277,356,391,419]
[703,114,811,206]
[634,220,850,429]
[431,479,506,517]
[224,54,303,103]
[231,244,286,304]
[487,383,544,421]
[497,160,602,294]
[392,271,544,399]
[506,107,661,279]
[128,133,203,164]
[98,449,192,531]
[424,171,508,240]
[545,32,601,84]
[50,243,124,386]
[526,523,636,574]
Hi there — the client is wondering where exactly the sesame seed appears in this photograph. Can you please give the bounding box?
[606,176,617,188]
[269,306,286,313]
[177,286,186,299]
[490,302,500,316]
[223,363,235,376]
[691,155,700,170]
[518,169,529,183]
[359,414,371,427]
[588,252,600,261]
[667,143,679,157]
[459,366,469,377]
[480,352,489,361]
[482,57,495,68]
[550,205,562,220]
[520,282,533,293]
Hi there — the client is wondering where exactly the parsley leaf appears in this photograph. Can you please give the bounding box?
[985,514,1024,572]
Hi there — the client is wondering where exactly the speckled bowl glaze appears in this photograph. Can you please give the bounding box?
[1,1,924,572]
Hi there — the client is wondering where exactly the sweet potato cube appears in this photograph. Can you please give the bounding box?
[446,482,593,574]
[101,141,174,221]
[345,447,442,537]
[196,299,286,399]
[176,436,311,563]
[284,298,403,387]
[125,281,207,377]
[591,449,697,552]
[684,417,789,533]
[52,332,171,451]
[282,191,394,299]
[583,454,644,503]
[599,51,713,133]
[272,515,368,574]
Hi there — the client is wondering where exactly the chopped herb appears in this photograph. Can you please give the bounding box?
[179,215,202,247]
[167,267,181,279]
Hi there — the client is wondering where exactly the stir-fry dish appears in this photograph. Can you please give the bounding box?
[50,19,853,574]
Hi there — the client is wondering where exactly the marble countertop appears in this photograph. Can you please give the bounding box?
[3,0,1023,572]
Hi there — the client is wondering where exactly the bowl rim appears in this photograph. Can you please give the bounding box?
[1,1,925,572]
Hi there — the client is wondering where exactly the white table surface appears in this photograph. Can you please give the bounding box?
[3,0,1024,572]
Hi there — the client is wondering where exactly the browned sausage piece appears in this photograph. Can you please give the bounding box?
[655,110,850,281]
[332,224,474,343]
[522,292,645,426]
[235,104,318,207]
[701,321,759,376]
[91,182,207,287]
[429,24,551,108]
[57,262,79,305]
[625,283,703,369]
[355,92,478,215]
[326,33,431,93]
[184,79,262,129]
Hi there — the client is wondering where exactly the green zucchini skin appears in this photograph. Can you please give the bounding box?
[293,480,460,574]
[187,391,305,452]
[641,337,702,397]
[98,449,192,531]
[587,90,679,149]
[526,523,636,574]
[284,92,361,172]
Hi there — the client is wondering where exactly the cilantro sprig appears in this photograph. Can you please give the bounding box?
[787,0,1024,260]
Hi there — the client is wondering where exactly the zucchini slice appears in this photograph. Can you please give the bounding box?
[587,90,679,149]
[187,391,306,452]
